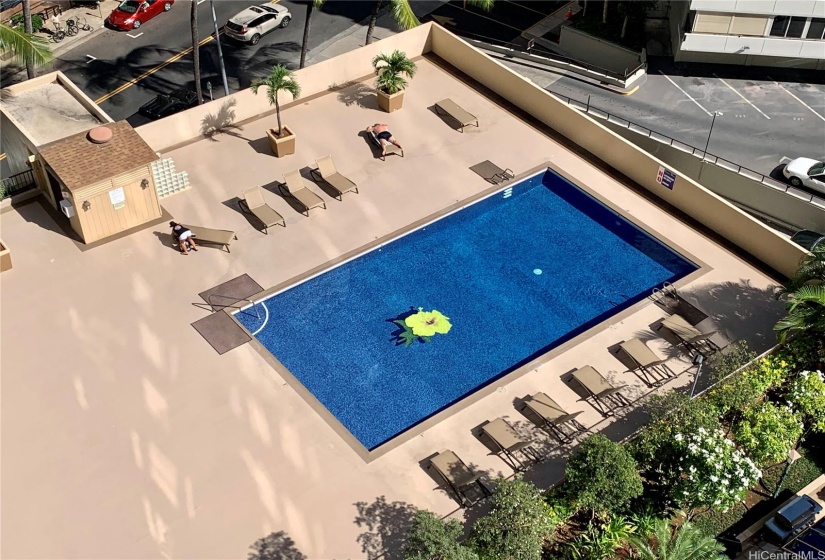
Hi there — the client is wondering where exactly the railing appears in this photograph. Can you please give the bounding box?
[453,29,645,81]
[549,90,825,208]
[0,169,35,199]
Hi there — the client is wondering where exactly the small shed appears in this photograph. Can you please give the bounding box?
[37,122,162,244]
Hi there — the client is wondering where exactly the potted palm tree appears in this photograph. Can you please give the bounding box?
[251,64,301,157]
[372,50,417,113]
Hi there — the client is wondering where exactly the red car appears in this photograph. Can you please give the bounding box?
[106,0,173,30]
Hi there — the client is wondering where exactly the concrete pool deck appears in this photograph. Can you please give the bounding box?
[0,55,786,558]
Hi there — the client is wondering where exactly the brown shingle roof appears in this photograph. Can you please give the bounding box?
[38,121,158,192]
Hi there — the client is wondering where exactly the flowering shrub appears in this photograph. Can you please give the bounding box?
[733,402,803,466]
[744,355,793,395]
[786,370,825,433]
[670,428,761,512]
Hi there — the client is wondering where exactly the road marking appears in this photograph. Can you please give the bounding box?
[714,74,770,119]
[86,54,97,63]
[431,15,456,26]
[658,71,712,116]
[197,0,206,4]
[0,153,6,161]
[443,1,524,32]
[621,85,639,96]
[95,33,218,104]
[127,32,143,38]
[769,78,825,122]
[503,0,546,15]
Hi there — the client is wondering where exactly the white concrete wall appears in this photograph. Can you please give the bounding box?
[690,0,825,17]
[681,32,825,60]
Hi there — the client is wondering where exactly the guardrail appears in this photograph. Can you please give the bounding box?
[451,28,645,81]
[0,169,35,199]
[550,90,825,209]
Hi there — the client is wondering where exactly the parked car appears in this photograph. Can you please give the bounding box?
[106,0,173,30]
[781,156,825,195]
[224,3,291,45]
[763,495,822,545]
[139,89,198,120]
[790,230,825,251]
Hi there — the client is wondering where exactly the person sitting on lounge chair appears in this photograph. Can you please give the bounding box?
[169,221,198,255]
[366,123,403,156]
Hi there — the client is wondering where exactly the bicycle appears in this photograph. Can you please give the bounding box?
[50,22,66,42]
[66,16,93,36]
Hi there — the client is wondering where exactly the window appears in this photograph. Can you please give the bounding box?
[807,17,825,39]
[770,15,808,38]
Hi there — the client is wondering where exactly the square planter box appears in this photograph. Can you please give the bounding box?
[0,240,12,273]
[266,126,296,157]
[376,90,405,113]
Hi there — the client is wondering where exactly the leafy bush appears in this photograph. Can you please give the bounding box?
[566,516,635,560]
[744,354,794,395]
[786,370,825,433]
[734,401,803,466]
[668,428,761,513]
[10,13,44,32]
[403,510,477,560]
[468,476,555,560]
[706,371,763,420]
[563,434,643,516]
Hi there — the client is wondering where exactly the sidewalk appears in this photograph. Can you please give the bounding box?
[0,0,116,81]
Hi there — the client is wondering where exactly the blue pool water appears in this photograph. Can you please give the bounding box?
[236,169,697,450]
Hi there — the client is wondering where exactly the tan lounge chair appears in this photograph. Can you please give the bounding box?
[616,338,673,388]
[310,156,359,200]
[239,186,285,233]
[658,314,721,355]
[521,392,585,443]
[570,366,629,416]
[428,450,491,508]
[183,225,237,253]
[435,98,479,133]
[481,417,542,470]
[279,170,327,216]
[651,283,708,326]
[367,130,403,160]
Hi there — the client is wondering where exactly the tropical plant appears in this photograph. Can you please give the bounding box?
[733,401,804,466]
[403,510,478,560]
[299,0,325,69]
[564,434,643,516]
[567,523,619,560]
[372,50,417,95]
[668,428,761,515]
[251,65,301,137]
[786,369,825,433]
[628,509,662,539]
[468,476,555,560]
[775,245,825,343]
[626,518,727,560]
[364,0,494,46]
[0,22,52,69]
[190,0,203,104]
[11,12,43,32]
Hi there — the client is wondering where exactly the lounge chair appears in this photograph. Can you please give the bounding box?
[651,283,708,326]
[428,450,491,508]
[469,160,514,184]
[481,417,542,470]
[570,366,630,416]
[239,186,285,233]
[183,225,237,253]
[279,170,327,216]
[616,338,674,388]
[310,156,359,200]
[435,98,479,132]
[367,129,403,160]
[657,314,721,355]
[520,392,585,443]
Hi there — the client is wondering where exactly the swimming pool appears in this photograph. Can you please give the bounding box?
[235,169,697,450]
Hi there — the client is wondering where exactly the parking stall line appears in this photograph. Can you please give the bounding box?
[769,78,825,122]
[713,74,770,119]
[659,72,712,116]
[442,1,525,33]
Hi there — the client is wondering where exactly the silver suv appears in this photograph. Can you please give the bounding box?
[225,3,291,45]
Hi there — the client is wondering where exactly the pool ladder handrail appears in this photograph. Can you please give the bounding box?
[206,294,262,320]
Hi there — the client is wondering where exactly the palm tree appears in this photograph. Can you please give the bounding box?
[251,65,300,137]
[775,245,825,342]
[364,0,494,46]
[190,0,203,104]
[625,518,726,560]
[0,23,52,69]
[372,49,416,94]
[22,0,34,79]
[299,0,325,69]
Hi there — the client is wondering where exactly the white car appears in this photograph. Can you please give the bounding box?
[224,3,291,45]
[782,156,825,194]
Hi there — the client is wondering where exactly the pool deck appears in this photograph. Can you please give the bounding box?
[0,56,786,559]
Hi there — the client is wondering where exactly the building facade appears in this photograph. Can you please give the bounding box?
[670,0,825,68]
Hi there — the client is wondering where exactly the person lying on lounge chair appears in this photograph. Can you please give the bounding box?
[366,123,403,156]
[169,221,198,255]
